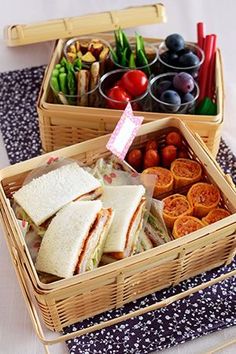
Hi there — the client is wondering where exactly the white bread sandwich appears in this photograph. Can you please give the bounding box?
[101,228,152,265]
[101,185,146,260]
[36,200,113,278]
[13,162,102,236]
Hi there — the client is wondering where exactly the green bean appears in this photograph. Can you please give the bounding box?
[136,49,151,75]
[52,69,59,77]
[121,47,128,67]
[59,73,68,95]
[129,52,136,69]
[50,76,60,93]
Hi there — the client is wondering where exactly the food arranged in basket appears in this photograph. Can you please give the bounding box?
[10,127,231,284]
[49,24,217,115]
[125,128,231,240]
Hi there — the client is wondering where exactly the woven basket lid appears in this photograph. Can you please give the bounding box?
[4,3,166,47]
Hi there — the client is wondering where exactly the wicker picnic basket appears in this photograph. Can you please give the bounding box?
[5,3,224,157]
[0,117,235,351]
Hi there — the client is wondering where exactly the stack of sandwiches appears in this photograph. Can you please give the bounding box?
[13,162,150,280]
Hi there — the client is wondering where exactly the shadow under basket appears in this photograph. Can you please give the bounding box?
[0,117,235,352]
[38,36,224,158]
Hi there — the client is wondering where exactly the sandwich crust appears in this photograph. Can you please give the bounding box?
[14,162,101,226]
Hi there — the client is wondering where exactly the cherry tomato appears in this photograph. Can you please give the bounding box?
[166,131,182,148]
[145,139,158,151]
[127,149,143,171]
[106,86,131,110]
[178,148,189,159]
[161,145,177,167]
[120,70,148,97]
[144,149,160,169]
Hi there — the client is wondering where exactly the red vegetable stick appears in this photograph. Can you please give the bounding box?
[206,34,217,99]
[198,34,214,102]
[197,22,205,49]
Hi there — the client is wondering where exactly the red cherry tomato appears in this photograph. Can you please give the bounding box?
[127,149,143,171]
[120,70,148,97]
[166,131,182,148]
[106,86,131,110]
[161,145,177,167]
[145,139,158,151]
[144,149,160,169]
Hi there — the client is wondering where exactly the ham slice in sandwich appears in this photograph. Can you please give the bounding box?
[36,200,113,278]
[101,185,146,260]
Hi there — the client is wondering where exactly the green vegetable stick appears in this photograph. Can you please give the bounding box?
[122,30,132,57]
[118,28,124,49]
[50,76,60,93]
[60,57,68,69]
[121,47,128,67]
[55,64,61,69]
[59,67,66,73]
[67,67,77,96]
[129,52,136,69]
[109,46,118,63]
[137,49,151,75]
[138,35,146,54]
[52,69,59,77]
[59,73,68,95]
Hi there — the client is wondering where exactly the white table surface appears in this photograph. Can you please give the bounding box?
[0,0,236,353]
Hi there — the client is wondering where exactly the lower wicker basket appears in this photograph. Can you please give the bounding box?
[38,37,224,158]
[0,117,235,350]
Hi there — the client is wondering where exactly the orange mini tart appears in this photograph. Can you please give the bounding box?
[142,167,174,198]
[170,158,202,188]
[202,208,230,225]
[173,215,205,238]
[187,182,221,218]
[163,194,193,229]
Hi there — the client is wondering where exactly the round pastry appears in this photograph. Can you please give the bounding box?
[202,208,230,225]
[187,182,221,218]
[170,158,202,189]
[173,215,205,239]
[142,167,174,198]
[163,193,193,229]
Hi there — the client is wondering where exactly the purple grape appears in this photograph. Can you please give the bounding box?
[160,90,181,112]
[156,80,172,97]
[173,72,194,94]
[182,92,195,103]
[178,51,200,67]
[165,34,185,52]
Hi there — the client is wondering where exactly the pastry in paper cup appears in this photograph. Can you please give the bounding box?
[142,167,174,198]
[187,182,221,218]
[202,208,230,225]
[170,158,202,188]
[163,194,193,229]
[173,215,204,238]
